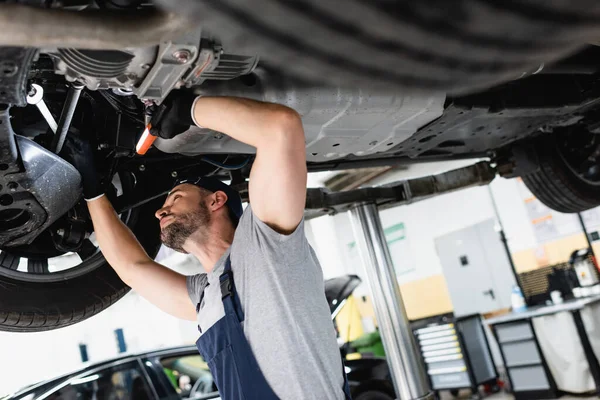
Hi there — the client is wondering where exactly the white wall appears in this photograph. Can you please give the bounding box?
[307,164,580,299]
[313,185,499,295]
[488,177,538,252]
[308,163,600,303]
[307,163,504,296]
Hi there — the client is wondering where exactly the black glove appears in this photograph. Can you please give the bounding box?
[150,91,198,139]
[60,130,103,200]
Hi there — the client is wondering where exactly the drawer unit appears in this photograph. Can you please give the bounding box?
[502,340,542,367]
[426,359,468,374]
[430,372,471,390]
[420,341,461,353]
[422,347,462,359]
[412,314,497,395]
[509,366,551,391]
[489,319,558,400]
[495,321,533,343]
[414,321,472,392]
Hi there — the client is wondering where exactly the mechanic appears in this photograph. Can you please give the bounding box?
[63,95,351,400]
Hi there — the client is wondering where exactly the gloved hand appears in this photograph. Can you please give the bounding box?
[60,130,104,201]
[150,91,199,139]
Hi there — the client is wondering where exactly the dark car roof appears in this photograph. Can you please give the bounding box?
[324,274,361,315]
[5,345,199,399]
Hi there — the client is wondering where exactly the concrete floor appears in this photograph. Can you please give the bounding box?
[438,390,596,399]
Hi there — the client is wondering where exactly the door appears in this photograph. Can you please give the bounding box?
[46,361,155,400]
[147,351,220,400]
[435,219,515,316]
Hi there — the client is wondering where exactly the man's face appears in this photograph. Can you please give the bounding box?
[155,184,211,252]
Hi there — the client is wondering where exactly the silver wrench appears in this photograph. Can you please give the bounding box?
[26,84,58,133]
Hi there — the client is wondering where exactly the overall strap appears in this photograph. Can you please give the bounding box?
[219,256,245,322]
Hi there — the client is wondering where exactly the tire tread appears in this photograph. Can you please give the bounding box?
[522,136,600,213]
[154,0,600,93]
[0,199,163,332]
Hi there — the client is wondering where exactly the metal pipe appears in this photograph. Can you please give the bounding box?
[349,203,434,400]
[577,212,596,258]
[52,83,84,154]
[487,186,523,294]
[307,154,490,172]
[0,4,194,49]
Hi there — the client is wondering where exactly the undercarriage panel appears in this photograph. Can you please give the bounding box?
[155,74,600,163]
[154,71,446,162]
[397,75,600,159]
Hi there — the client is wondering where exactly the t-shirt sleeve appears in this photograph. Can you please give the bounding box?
[186,273,208,306]
[234,205,312,266]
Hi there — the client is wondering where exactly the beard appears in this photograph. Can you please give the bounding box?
[160,202,211,253]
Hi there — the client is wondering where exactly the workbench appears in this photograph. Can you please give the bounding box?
[485,296,600,399]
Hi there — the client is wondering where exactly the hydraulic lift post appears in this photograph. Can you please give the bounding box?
[349,203,434,400]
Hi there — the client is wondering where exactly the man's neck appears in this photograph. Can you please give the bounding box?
[184,222,235,273]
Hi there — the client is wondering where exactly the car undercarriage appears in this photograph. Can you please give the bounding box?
[2,0,600,332]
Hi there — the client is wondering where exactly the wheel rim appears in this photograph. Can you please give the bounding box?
[0,171,139,283]
[556,128,600,186]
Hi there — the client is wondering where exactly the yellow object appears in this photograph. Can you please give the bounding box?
[355,296,377,328]
[335,295,364,343]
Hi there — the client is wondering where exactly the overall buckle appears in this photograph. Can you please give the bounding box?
[220,270,233,299]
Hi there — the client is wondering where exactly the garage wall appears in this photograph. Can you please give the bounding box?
[493,177,600,272]
[311,182,499,320]
[307,164,600,321]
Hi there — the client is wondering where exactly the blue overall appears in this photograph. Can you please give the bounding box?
[195,256,353,400]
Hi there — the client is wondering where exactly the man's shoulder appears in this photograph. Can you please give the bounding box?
[235,204,305,240]
[230,204,312,271]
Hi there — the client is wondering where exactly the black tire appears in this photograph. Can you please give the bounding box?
[522,134,600,213]
[0,198,163,332]
[354,390,394,400]
[157,0,600,94]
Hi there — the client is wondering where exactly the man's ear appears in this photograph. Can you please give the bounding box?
[210,190,229,212]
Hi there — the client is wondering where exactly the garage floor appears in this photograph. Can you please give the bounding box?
[439,391,596,399]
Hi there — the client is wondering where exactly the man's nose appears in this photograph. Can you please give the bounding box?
[155,206,169,220]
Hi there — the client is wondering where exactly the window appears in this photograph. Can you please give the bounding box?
[46,362,153,400]
[160,355,218,399]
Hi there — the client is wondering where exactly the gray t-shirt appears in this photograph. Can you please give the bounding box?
[187,206,345,400]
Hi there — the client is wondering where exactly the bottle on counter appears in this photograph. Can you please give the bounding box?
[550,290,564,304]
[511,285,527,312]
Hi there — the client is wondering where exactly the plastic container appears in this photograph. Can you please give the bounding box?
[511,285,527,312]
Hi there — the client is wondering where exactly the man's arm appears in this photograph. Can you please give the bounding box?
[87,196,197,321]
[192,97,307,233]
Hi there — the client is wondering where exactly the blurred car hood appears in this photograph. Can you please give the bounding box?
[324,274,361,318]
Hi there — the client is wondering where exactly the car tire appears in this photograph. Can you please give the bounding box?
[156,0,600,94]
[0,198,163,332]
[522,133,600,213]
[354,390,395,400]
